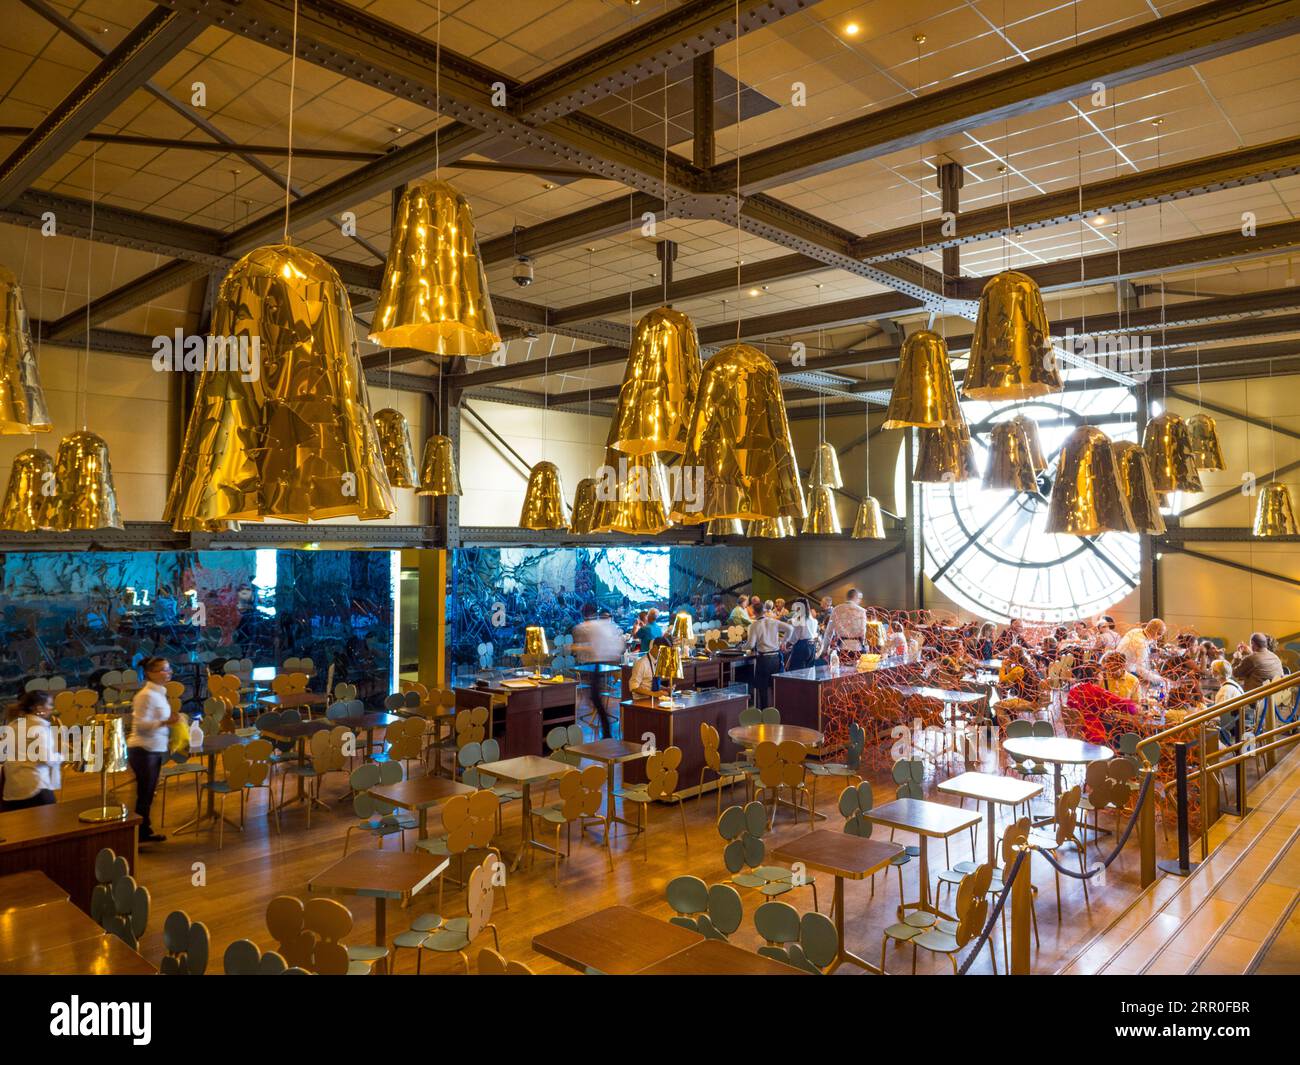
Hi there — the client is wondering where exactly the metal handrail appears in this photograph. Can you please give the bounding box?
[1139,670,1300,763]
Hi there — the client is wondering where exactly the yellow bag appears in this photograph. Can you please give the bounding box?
[168,713,191,754]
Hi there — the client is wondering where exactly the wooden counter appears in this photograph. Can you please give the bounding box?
[455,679,578,758]
[771,659,913,732]
[0,802,140,912]
[620,685,749,798]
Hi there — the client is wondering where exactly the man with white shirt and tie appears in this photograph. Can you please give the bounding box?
[744,602,793,708]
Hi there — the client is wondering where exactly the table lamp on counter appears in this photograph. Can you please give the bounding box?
[654,644,684,708]
[523,625,550,679]
[670,611,695,651]
[78,715,129,823]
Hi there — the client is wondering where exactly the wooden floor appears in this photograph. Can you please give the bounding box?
[51,724,1192,975]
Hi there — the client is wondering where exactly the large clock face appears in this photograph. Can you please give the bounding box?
[921,382,1140,623]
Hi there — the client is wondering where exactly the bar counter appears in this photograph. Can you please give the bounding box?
[620,684,750,798]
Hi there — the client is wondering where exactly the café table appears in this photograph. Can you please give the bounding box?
[369,774,475,840]
[772,830,905,973]
[254,718,335,811]
[532,905,703,974]
[937,771,1043,867]
[0,933,158,974]
[326,711,403,763]
[475,754,574,871]
[866,798,981,922]
[565,737,650,838]
[728,723,824,749]
[0,899,109,963]
[173,733,252,834]
[257,692,328,711]
[0,869,69,913]
[634,938,808,975]
[309,849,449,973]
[1002,736,1113,823]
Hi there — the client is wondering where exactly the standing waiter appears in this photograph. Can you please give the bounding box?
[744,602,793,708]
[129,656,178,843]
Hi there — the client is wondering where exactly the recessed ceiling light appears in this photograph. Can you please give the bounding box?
[1091,215,1108,226]
[843,21,861,37]
[749,288,761,297]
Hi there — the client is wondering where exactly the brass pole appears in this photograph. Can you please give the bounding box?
[1139,767,1157,888]
[1263,695,1277,773]
[1011,846,1032,975]
[1200,726,1212,862]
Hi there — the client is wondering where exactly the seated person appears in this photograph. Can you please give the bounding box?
[1099,650,1141,703]
[998,643,1043,703]
[628,635,674,699]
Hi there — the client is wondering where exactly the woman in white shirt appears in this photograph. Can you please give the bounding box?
[883,620,908,660]
[1,691,61,810]
[785,598,819,671]
[128,656,178,842]
[1213,659,1246,746]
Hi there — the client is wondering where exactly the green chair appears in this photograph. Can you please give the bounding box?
[459,738,524,809]
[739,706,779,726]
[892,757,925,857]
[343,761,417,855]
[223,940,289,975]
[840,781,911,904]
[159,910,210,975]
[753,900,838,973]
[882,863,996,974]
[90,848,149,951]
[665,876,744,941]
[718,801,818,908]
[1005,719,1049,815]
[806,721,865,819]
[545,723,587,766]
[414,852,501,974]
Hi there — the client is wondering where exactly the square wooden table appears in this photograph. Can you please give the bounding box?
[866,798,982,921]
[566,738,650,836]
[476,754,574,871]
[0,870,69,913]
[257,692,328,711]
[634,937,808,975]
[938,771,1043,866]
[772,830,905,973]
[0,933,157,974]
[532,905,702,974]
[309,850,449,973]
[0,899,108,963]
[369,774,475,839]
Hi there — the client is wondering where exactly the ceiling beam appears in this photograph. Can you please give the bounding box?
[716,0,1300,194]
[512,0,813,123]
[0,7,205,206]
[478,192,664,264]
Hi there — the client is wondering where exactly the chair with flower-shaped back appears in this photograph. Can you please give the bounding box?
[159,910,210,975]
[415,852,501,974]
[699,721,757,815]
[344,761,417,855]
[477,948,534,975]
[90,848,150,950]
[753,740,811,827]
[279,726,351,826]
[806,721,865,820]
[665,875,744,942]
[1077,756,1137,854]
[1028,784,1090,920]
[753,900,838,974]
[412,789,503,914]
[159,727,208,828]
[458,739,523,831]
[266,894,378,975]
[454,705,489,752]
[883,863,995,975]
[989,816,1038,969]
[531,765,611,884]
[223,939,291,975]
[282,656,315,678]
[207,672,245,727]
[200,696,229,736]
[26,675,68,694]
[377,717,424,778]
[1004,719,1050,814]
[739,705,780,727]
[840,781,911,904]
[53,688,99,729]
[204,738,278,849]
[717,801,819,908]
[616,745,688,859]
[409,686,457,774]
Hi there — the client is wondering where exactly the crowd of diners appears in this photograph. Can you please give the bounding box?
[569,588,1293,743]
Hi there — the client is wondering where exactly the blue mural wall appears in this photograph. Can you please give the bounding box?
[447,545,751,679]
[0,550,393,703]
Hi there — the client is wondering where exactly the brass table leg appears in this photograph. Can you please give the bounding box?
[829,875,882,974]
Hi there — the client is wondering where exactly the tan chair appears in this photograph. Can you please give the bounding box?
[753,740,811,827]
[278,726,350,825]
[381,717,424,777]
[699,722,755,815]
[206,674,245,726]
[477,948,533,975]
[531,765,612,884]
[205,738,278,849]
[1029,784,1091,920]
[414,789,505,913]
[615,746,688,859]
[53,689,99,728]
[266,895,379,975]
[454,705,489,750]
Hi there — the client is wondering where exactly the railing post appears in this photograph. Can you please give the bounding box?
[1234,707,1249,816]
[1139,766,1157,889]
[1157,742,1197,877]
[1262,695,1277,773]
[1201,726,1217,860]
[1011,846,1032,975]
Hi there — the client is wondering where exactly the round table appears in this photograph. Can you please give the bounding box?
[1002,736,1113,822]
[728,723,824,748]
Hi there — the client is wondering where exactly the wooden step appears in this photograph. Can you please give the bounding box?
[1058,742,1300,975]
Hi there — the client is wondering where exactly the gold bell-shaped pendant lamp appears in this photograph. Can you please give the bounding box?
[166,245,395,527]
[1013,413,1047,472]
[983,420,1038,492]
[0,447,54,531]
[606,306,702,456]
[962,270,1062,400]
[851,497,885,539]
[1045,426,1136,535]
[373,409,419,489]
[672,343,805,525]
[51,430,124,531]
[370,179,501,356]
[1111,441,1167,535]
[706,517,745,536]
[1254,483,1298,537]
[417,434,461,497]
[808,441,843,489]
[0,266,52,434]
[519,460,568,531]
[592,450,673,536]
[802,483,841,534]
[882,330,963,429]
[1186,413,1226,471]
[1142,412,1202,494]
[914,424,980,483]
[745,515,790,538]
[569,477,599,534]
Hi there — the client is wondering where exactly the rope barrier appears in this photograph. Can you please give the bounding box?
[1033,770,1155,879]
[957,847,1027,975]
